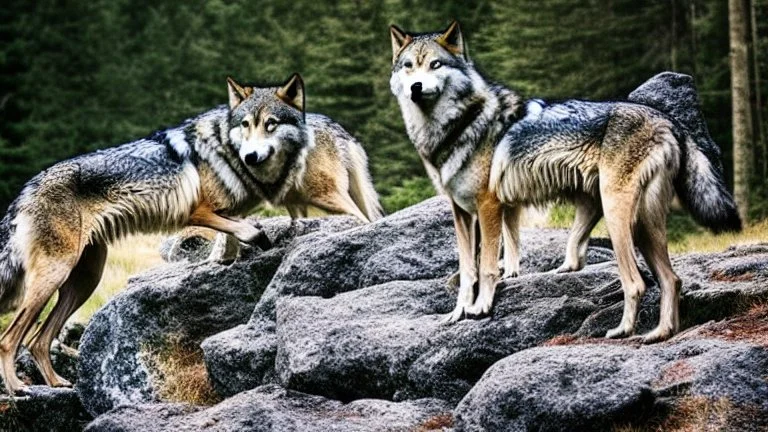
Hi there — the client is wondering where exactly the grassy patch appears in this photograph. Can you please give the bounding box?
[0,234,164,334]
[72,234,165,323]
[548,203,768,254]
[141,337,221,406]
[668,219,768,254]
[690,302,768,346]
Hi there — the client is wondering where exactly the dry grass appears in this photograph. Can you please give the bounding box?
[651,360,695,390]
[547,203,768,255]
[540,334,643,348]
[142,337,221,406]
[71,233,165,323]
[0,234,165,333]
[668,219,768,254]
[689,302,768,346]
[411,413,454,431]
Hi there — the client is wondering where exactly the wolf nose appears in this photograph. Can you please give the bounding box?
[244,147,274,166]
[410,82,423,102]
[244,153,260,166]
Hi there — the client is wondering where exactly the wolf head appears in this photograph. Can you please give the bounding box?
[389,20,474,109]
[227,74,308,185]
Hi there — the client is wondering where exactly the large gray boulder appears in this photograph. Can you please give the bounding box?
[84,384,452,432]
[454,339,768,431]
[201,197,616,398]
[204,198,768,405]
[76,216,359,417]
[628,72,720,161]
[268,240,768,405]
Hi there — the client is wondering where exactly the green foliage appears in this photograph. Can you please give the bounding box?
[381,177,436,214]
[547,204,577,230]
[0,0,765,218]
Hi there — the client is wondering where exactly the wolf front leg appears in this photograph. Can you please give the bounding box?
[188,205,272,250]
[501,205,522,278]
[466,191,503,316]
[443,200,478,323]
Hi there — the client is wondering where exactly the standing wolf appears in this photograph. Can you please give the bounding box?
[0,73,381,394]
[389,21,740,343]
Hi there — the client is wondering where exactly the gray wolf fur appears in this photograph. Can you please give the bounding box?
[389,21,740,343]
[0,73,381,394]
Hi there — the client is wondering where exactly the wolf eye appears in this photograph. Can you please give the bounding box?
[265,118,278,133]
[240,120,249,128]
[430,60,442,69]
[404,60,413,69]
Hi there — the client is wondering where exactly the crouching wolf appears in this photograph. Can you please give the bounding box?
[389,21,740,343]
[0,73,381,394]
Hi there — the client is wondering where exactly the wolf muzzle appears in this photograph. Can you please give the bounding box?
[244,147,275,166]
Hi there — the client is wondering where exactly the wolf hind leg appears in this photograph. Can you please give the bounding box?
[556,195,602,273]
[601,185,646,340]
[0,254,78,394]
[28,242,107,387]
[634,175,680,343]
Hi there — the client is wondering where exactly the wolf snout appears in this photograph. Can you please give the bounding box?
[244,147,275,166]
[410,82,423,102]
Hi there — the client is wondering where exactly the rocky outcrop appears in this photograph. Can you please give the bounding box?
[84,384,452,432]
[201,198,617,399]
[76,216,359,416]
[73,195,768,431]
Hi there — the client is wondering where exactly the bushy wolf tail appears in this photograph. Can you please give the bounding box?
[629,72,742,233]
[347,142,384,222]
[0,205,25,314]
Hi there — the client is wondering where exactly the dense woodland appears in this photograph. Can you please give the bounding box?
[0,0,766,221]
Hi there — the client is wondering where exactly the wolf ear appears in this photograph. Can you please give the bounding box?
[390,24,411,63]
[276,73,305,112]
[227,77,250,109]
[436,20,467,59]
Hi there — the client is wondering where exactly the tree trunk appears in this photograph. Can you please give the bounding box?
[729,0,753,223]
[750,0,766,178]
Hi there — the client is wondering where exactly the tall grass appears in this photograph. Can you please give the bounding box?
[548,204,768,254]
[0,234,165,333]
[71,234,165,323]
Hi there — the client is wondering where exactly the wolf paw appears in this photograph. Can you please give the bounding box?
[641,326,674,344]
[465,291,494,316]
[442,304,471,324]
[4,381,30,396]
[502,270,519,279]
[50,375,73,388]
[555,263,581,273]
[237,227,272,250]
[605,325,634,339]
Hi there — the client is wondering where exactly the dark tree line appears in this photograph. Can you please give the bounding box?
[0,0,766,219]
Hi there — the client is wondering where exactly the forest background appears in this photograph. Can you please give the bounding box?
[1,0,766,230]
